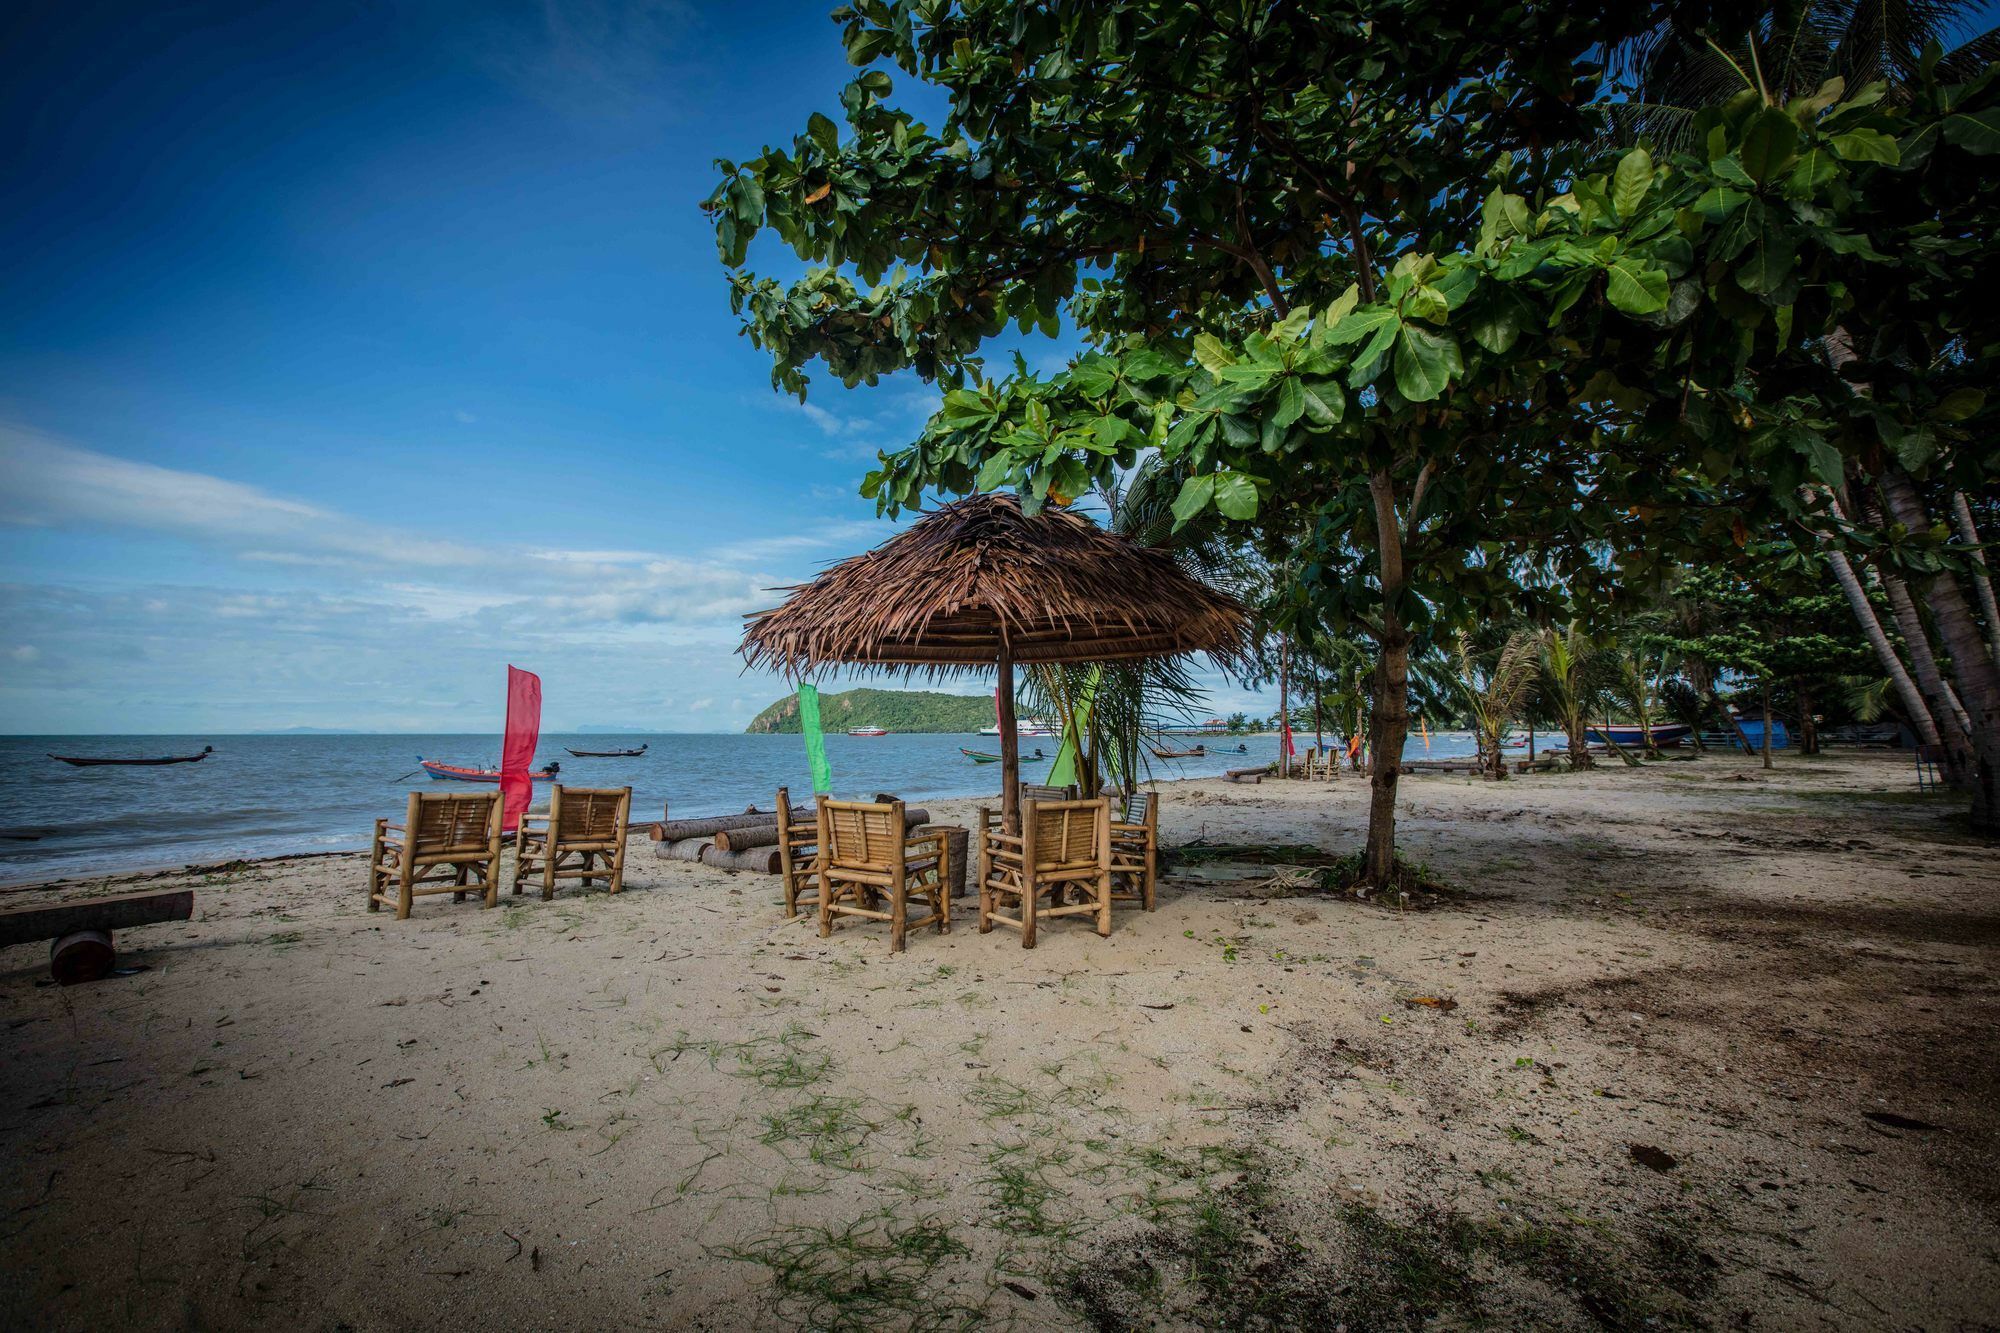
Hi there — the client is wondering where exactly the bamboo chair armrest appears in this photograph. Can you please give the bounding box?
[981,830,1024,847]
[381,822,406,835]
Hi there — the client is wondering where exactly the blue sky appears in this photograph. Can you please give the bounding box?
[0,0,1273,733]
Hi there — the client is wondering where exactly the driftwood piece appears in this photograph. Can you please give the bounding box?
[0,889,194,950]
[699,844,783,874]
[714,824,781,852]
[1224,766,1268,784]
[656,810,769,842]
[656,837,712,863]
[50,930,116,985]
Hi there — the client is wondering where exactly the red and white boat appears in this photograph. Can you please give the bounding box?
[418,757,560,783]
[846,726,889,737]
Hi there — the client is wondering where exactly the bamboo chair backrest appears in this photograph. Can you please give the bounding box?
[407,791,500,856]
[1021,782,1074,804]
[553,786,629,842]
[1121,791,1154,825]
[1024,798,1108,870]
[818,797,907,871]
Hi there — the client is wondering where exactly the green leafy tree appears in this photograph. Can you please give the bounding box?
[709,3,1982,877]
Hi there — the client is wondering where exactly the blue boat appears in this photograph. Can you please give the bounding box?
[1722,718,1790,750]
[1584,723,1692,747]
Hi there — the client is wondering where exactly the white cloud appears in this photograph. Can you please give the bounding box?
[8,645,39,663]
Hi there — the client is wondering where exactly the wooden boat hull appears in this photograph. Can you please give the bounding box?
[1584,723,1692,747]
[419,759,558,783]
[1149,746,1206,760]
[565,746,647,757]
[960,748,1002,763]
[50,748,212,767]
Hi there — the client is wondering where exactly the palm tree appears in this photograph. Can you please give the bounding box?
[1610,1,2000,146]
[1540,622,1602,770]
[1607,644,1671,761]
[1428,630,1541,780]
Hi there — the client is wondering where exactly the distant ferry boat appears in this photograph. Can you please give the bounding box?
[847,726,888,737]
[979,720,1057,737]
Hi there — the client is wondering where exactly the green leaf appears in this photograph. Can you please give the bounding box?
[1298,378,1344,428]
[1934,388,1986,422]
[1323,304,1397,347]
[1192,333,1237,377]
[1942,108,2000,154]
[1066,360,1117,397]
[1788,145,1838,192]
[1738,109,1799,183]
[1392,325,1462,402]
[1801,435,1844,488]
[807,112,841,154]
[1612,148,1654,218]
[973,452,1015,492]
[1170,474,1215,526]
[1211,472,1259,520]
[1402,284,1449,324]
[1709,156,1757,189]
[1088,414,1131,453]
[1604,259,1668,315]
[1735,232,1797,295]
[1829,128,1899,163]
[1270,375,1304,429]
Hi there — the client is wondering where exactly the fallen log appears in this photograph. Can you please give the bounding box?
[699,844,783,874]
[0,889,194,950]
[656,808,769,841]
[656,837,712,862]
[715,806,930,852]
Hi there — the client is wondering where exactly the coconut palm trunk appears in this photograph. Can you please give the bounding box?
[1880,465,2000,832]
[1951,492,2000,666]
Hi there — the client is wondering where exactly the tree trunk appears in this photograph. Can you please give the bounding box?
[1566,714,1593,770]
[1364,631,1410,883]
[1871,558,1977,791]
[1950,491,2000,666]
[1761,681,1774,770]
[1880,466,2000,832]
[1361,470,1411,887]
[1825,532,1942,749]
[1278,637,1292,778]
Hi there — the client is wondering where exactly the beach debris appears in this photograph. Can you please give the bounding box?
[1629,1143,1679,1172]
[1402,995,1459,1011]
[0,888,194,985]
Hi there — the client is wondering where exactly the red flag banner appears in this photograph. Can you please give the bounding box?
[501,665,543,832]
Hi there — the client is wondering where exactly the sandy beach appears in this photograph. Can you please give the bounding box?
[1,749,1995,1330]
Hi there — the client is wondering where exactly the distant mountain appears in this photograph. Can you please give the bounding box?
[264,726,364,734]
[745,688,994,735]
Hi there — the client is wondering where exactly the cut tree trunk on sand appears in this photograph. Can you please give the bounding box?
[658,837,712,862]
[699,844,783,874]
[654,810,769,842]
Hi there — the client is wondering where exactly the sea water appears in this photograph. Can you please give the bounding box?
[0,730,1485,882]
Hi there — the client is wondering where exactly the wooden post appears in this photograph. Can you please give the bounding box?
[997,635,1020,836]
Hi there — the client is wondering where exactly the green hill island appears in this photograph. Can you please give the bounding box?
[744,688,994,735]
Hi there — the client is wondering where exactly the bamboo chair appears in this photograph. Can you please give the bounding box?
[978,797,1113,948]
[815,796,950,953]
[1109,790,1159,912]
[975,782,1077,838]
[514,785,631,900]
[774,785,823,919]
[368,790,504,919]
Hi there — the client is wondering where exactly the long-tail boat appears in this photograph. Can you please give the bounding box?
[962,747,1046,763]
[1149,743,1206,760]
[565,743,648,757]
[418,758,561,783]
[50,745,214,767]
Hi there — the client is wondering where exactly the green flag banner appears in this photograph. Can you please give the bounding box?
[1047,666,1100,789]
[797,684,833,794]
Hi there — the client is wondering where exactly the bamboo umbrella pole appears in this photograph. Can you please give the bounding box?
[997,634,1020,835]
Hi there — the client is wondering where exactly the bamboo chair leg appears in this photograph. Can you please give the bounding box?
[607,838,627,895]
[453,861,467,903]
[542,847,558,901]
[818,879,836,939]
[937,846,951,934]
[1144,837,1157,911]
[1021,877,1037,949]
[368,822,384,912]
[1096,871,1113,938]
[481,852,497,909]
[397,861,414,921]
[890,884,907,954]
[977,838,994,934]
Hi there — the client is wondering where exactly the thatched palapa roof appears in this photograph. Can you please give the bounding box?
[739,494,1250,677]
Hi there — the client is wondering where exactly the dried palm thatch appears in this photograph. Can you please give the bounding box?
[739,494,1251,677]
[741,493,1250,834]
